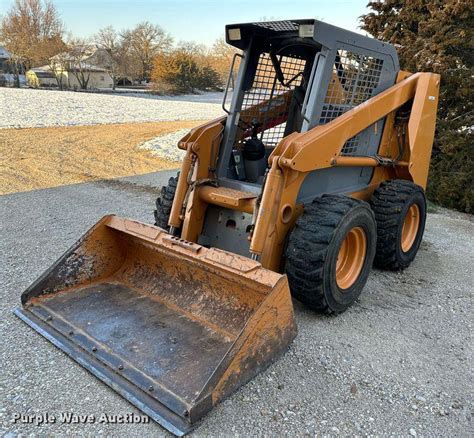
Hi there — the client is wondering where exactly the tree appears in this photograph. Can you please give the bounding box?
[152,47,200,93]
[152,43,222,94]
[208,38,240,87]
[361,0,473,213]
[47,38,68,89]
[0,0,65,86]
[198,63,221,90]
[95,26,128,89]
[177,41,222,90]
[66,40,94,89]
[121,22,172,82]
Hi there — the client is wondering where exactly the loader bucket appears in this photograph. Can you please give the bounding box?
[15,215,296,435]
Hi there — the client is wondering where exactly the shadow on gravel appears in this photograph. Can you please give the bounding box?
[90,178,164,195]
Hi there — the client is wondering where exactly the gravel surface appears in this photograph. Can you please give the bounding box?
[138,129,189,162]
[1,171,472,436]
[0,88,224,128]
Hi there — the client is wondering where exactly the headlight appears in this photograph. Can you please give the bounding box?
[299,24,314,38]
[228,28,241,41]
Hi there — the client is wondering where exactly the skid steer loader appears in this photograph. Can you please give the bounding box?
[16,20,439,435]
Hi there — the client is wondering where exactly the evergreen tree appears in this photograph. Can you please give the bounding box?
[152,47,221,94]
[361,0,473,213]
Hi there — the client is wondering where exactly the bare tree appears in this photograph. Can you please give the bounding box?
[121,22,172,82]
[0,0,65,86]
[95,26,128,90]
[209,38,240,87]
[177,41,207,56]
[48,41,69,89]
[66,40,94,89]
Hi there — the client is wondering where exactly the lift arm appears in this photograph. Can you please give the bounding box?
[276,72,440,188]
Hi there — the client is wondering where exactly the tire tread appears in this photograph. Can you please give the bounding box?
[154,173,179,230]
[285,195,370,314]
[370,179,425,270]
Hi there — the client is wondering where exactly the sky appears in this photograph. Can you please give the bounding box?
[0,0,371,46]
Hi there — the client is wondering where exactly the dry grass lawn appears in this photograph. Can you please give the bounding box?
[0,121,203,195]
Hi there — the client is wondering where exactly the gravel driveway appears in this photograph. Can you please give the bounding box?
[0,88,224,128]
[1,171,472,436]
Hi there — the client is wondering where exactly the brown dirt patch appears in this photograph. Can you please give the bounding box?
[0,121,203,195]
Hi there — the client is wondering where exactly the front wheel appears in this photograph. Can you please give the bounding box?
[285,195,377,314]
[154,172,179,230]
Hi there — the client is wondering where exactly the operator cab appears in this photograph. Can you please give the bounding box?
[200,19,399,255]
[220,20,321,184]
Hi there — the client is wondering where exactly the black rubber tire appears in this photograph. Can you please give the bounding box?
[154,172,179,230]
[370,179,427,270]
[285,195,377,314]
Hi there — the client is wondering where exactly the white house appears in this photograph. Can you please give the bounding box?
[49,45,114,89]
[65,63,113,89]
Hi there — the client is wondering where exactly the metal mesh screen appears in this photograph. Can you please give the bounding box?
[252,21,299,32]
[236,53,306,149]
[320,50,384,155]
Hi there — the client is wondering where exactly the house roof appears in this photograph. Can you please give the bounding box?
[51,45,112,72]
[56,44,97,61]
[43,49,111,73]
[31,65,52,72]
[28,66,55,78]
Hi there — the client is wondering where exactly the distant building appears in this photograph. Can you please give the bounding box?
[64,63,113,89]
[0,46,26,86]
[0,46,11,72]
[26,66,58,87]
[26,45,114,89]
[55,45,114,89]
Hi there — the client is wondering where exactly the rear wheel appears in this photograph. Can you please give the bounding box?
[285,195,377,314]
[154,173,179,230]
[370,179,427,270]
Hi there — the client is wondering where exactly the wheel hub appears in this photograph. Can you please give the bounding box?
[336,226,367,290]
[401,204,420,252]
